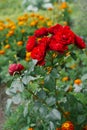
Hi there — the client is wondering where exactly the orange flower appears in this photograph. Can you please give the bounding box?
[62,77,69,82]
[83,125,87,130]
[47,21,52,27]
[63,22,68,26]
[0,26,4,31]
[30,21,38,27]
[0,50,5,55]
[17,41,23,46]
[21,29,25,33]
[64,111,70,118]
[4,44,10,49]
[60,2,68,9]
[61,121,74,130]
[48,7,53,11]
[28,128,34,130]
[26,52,31,58]
[74,79,82,85]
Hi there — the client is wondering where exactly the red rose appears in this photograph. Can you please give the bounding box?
[38,37,50,48]
[75,35,86,49]
[34,27,48,37]
[54,26,75,45]
[48,24,63,34]
[26,36,36,52]
[31,42,46,62]
[8,63,24,75]
[37,59,45,66]
[49,38,68,53]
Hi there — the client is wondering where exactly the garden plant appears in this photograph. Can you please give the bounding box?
[0,1,87,130]
[5,23,87,130]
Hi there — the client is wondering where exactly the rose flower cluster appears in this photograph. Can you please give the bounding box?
[26,24,86,66]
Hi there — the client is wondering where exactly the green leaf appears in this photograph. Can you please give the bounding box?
[50,68,59,78]
[47,109,61,121]
[28,59,37,73]
[77,115,86,124]
[44,74,56,90]
[71,52,77,60]
[12,94,22,104]
[23,102,29,117]
[6,99,12,113]
[49,121,55,130]
[46,96,56,106]
[22,75,40,85]
[81,73,87,81]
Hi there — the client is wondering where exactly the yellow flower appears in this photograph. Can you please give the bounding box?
[4,44,10,49]
[25,52,31,61]
[38,16,44,21]
[11,25,16,30]
[18,21,25,26]
[21,29,25,33]
[8,30,14,36]
[26,52,31,58]
[62,77,69,82]
[65,51,70,56]
[63,21,68,26]
[0,26,4,31]
[74,79,82,85]
[46,67,52,74]
[17,41,23,46]
[47,21,52,27]
[52,52,58,58]
[0,50,5,55]
[30,21,38,27]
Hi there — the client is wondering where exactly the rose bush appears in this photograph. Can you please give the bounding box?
[4,23,87,130]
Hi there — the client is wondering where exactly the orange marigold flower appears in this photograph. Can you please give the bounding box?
[26,52,31,58]
[64,111,70,118]
[74,79,82,85]
[60,2,68,9]
[28,128,34,130]
[0,50,5,55]
[83,125,87,130]
[62,77,69,82]
[17,41,23,46]
[0,26,4,31]
[63,21,68,26]
[61,121,74,130]
[4,44,10,49]
[21,29,25,33]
